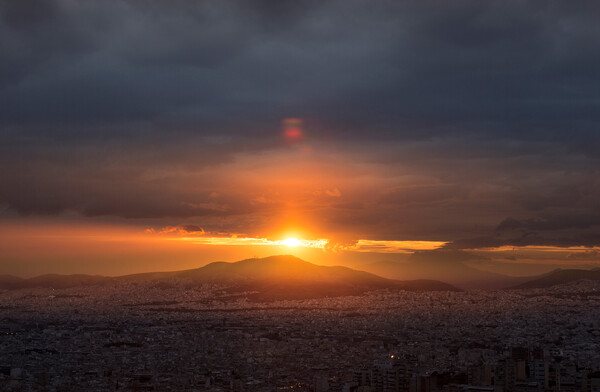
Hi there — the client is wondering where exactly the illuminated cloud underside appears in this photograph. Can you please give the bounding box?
[486,246,600,253]
[171,237,329,249]
[167,236,451,253]
[351,240,448,253]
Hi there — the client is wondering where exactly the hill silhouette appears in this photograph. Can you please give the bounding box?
[24,274,109,289]
[510,268,600,289]
[361,250,532,290]
[0,255,458,299]
[0,275,25,290]
[0,274,109,289]
[166,255,457,300]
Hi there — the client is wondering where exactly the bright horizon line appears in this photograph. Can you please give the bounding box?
[163,235,600,255]
[3,251,599,279]
[166,236,450,252]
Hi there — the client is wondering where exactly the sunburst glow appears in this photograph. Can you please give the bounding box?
[167,235,329,249]
[281,238,302,247]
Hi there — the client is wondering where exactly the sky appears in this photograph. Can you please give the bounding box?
[1,1,599,276]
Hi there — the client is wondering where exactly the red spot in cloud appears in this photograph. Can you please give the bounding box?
[282,118,304,143]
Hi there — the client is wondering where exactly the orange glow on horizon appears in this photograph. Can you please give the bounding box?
[2,220,599,277]
[351,240,448,253]
[170,235,329,249]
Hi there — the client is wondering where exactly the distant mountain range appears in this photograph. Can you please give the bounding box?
[0,255,458,300]
[3,255,599,297]
[360,250,600,290]
[360,250,532,290]
[509,268,600,289]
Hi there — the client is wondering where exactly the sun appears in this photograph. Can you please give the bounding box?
[281,237,302,247]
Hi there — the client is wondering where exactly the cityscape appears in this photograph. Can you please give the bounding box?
[2,256,600,391]
[1,1,600,391]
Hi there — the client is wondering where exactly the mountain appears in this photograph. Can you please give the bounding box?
[162,255,458,300]
[361,250,532,290]
[0,275,25,290]
[25,274,110,289]
[0,255,458,299]
[510,268,600,289]
[0,274,109,290]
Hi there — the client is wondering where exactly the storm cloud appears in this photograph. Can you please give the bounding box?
[1,1,599,247]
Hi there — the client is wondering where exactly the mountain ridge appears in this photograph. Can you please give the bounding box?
[0,255,458,299]
[510,268,600,289]
[360,250,535,290]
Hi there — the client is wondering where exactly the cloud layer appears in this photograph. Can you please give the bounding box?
[1,1,599,248]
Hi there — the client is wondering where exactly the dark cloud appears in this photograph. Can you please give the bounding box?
[1,0,59,29]
[1,1,599,135]
[497,215,600,232]
[0,1,599,246]
[444,214,600,248]
[179,225,204,233]
[379,185,468,207]
[446,231,600,250]
[410,249,485,264]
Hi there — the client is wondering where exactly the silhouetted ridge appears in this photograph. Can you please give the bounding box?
[0,275,25,290]
[362,250,533,290]
[0,255,459,299]
[169,255,458,299]
[24,274,109,289]
[180,255,392,284]
[510,268,600,289]
[0,274,108,290]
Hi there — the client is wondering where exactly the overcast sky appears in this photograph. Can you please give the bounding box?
[1,1,599,274]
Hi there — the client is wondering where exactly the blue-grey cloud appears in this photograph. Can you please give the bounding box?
[1,1,599,247]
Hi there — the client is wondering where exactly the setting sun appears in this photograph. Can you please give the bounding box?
[282,238,302,247]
